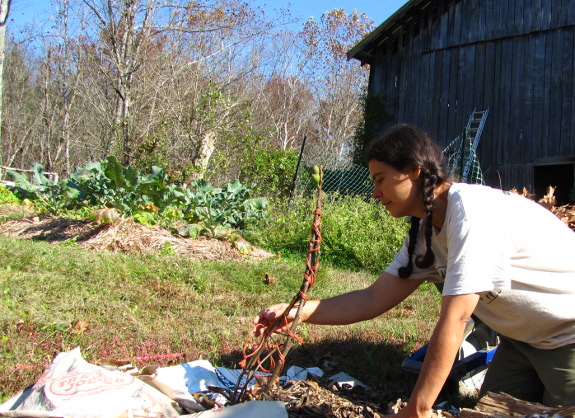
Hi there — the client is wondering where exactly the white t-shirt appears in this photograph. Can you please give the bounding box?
[386,183,575,349]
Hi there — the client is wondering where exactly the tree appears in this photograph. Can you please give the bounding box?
[0,0,11,168]
[1,40,41,168]
[251,30,317,151]
[300,9,373,160]
[78,0,272,168]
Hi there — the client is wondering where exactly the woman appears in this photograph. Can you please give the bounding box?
[253,124,575,417]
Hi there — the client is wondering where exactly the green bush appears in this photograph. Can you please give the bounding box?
[0,184,20,204]
[238,145,299,198]
[245,194,409,274]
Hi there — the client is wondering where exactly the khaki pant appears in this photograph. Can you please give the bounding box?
[479,336,575,407]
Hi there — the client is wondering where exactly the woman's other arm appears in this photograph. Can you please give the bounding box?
[396,293,480,417]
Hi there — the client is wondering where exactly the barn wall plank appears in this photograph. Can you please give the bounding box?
[561,28,574,155]
[530,33,546,162]
[549,29,563,157]
[541,30,553,159]
[478,41,496,164]
[571,29,575,155]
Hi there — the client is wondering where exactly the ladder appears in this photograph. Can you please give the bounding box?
[443,108,489,184]
[465,108,489,152]
[461,108,489,182]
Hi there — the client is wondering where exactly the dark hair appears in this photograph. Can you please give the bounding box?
[365,124,447,278]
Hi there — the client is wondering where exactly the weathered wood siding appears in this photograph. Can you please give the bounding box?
[364,0,575,192]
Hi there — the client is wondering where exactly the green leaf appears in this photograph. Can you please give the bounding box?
[124,166,140,189]
[65,181,84,200]
[225,179,243,194]
[31,163,53,186]
[176,223,203,238]
[244,197,268,212]
[105,156,128,190]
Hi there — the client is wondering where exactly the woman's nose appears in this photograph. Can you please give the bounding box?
[372,187,381,199]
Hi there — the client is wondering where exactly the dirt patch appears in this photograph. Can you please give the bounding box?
[268,381,411,417]
[0,214,274,262]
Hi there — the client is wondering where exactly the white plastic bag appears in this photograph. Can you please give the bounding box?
[0,347,182,417]
[188,401,287,418]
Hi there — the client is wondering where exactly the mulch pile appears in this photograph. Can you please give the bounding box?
[552,204,575,231]
[0,211,274,262]
[267,380,408,418]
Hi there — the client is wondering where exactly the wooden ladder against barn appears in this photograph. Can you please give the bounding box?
[461,108,489,182]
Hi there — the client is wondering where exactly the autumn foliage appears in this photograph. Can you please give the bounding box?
[510,186,575,231]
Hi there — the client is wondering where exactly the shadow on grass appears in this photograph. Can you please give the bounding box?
[217,337,417,393]
[215,337,478,409]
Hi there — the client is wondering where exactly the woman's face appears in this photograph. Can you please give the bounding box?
[368,159,423,219]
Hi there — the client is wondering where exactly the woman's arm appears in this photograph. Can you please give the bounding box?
[396,292,480,417]
[253,272,425,331]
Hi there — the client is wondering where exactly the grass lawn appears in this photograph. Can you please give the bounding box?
[0,234,441,403]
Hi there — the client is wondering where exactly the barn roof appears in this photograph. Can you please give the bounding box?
[347,0,426,64]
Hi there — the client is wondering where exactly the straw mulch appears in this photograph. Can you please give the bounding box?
[0,214,274,262]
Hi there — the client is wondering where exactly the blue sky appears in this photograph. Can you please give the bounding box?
[9,0,409,30]
[253,0,408,27]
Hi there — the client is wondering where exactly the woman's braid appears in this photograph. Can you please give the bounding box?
[415,165,438,269]
[398,216,420,278]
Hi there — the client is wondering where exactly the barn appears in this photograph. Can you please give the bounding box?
[348,0,575,204]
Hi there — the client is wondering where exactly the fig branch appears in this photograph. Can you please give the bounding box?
[231,166,324,403]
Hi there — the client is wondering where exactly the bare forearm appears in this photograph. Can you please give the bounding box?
[301,290,379,325]
[408,319,465,412]
[302,273,424,326]
[401,294,479,417]
[254,273,423,338]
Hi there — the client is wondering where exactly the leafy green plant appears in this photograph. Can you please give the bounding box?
[0,184,20,204]
[179,179,268,237]
[238,145,299,198]
[321,194,408,272]
[6,158,268,237]
[6,164,65,214]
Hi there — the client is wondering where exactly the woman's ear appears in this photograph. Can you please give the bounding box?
[409,165,421,180]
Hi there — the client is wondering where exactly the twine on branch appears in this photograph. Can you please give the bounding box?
[231,166,324,404]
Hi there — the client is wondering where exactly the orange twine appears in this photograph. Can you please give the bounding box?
[233,196,322,401]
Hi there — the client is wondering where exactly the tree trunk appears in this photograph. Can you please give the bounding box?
[191,131,216,181]
[0,0,11,168]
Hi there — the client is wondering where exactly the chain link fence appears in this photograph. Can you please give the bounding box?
[290,138,373,200]
[291,131,485,199]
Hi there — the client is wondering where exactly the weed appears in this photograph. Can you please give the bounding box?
[158,242,175,255]
[59,237,79,247]
[245,194,409,274]
[0,185,20,205]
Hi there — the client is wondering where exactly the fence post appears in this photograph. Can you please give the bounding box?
[289,135,307,201]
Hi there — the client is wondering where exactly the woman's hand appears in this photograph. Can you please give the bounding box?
[252,303,296,336]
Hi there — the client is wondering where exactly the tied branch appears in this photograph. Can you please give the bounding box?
[231,166,324,404]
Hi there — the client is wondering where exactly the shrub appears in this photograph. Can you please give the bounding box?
[0,184,20,204]
[238,146,299,198]
[245,194,409,273]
